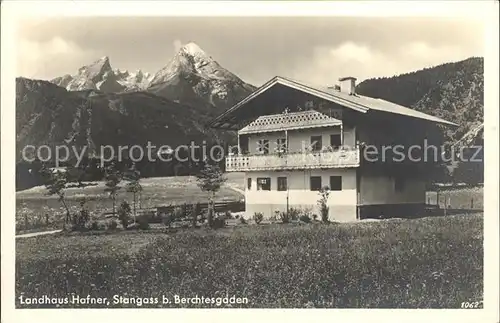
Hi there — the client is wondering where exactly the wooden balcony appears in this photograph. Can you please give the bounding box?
[225,148,360,172]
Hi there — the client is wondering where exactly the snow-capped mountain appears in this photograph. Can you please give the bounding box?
[49,42,255,111]
[147,42,256,111]
[50,57,152,92]
[114,68,154,91]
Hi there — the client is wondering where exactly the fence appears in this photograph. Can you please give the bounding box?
[426,189,483,216]
[156,201,245,216]
[17,213,55,233]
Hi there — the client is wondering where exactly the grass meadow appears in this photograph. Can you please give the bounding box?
[16,214,483,308]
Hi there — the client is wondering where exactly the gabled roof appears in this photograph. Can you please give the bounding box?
[210,76,458,128]
[239,110,341,135]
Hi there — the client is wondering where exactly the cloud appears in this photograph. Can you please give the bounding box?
[17,37,96,79]
[289,41,479,86]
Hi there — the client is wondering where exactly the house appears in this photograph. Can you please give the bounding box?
[210,76,457,221]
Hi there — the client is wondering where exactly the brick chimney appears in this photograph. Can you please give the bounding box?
[338,77,357,95]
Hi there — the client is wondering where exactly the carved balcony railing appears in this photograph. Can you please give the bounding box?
[225,148,360,172]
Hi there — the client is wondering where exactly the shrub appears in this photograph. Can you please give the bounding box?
[181,203,188,219]
[192,202,201,227]
[173,206,184,221]
[299,214,311,223]
[225,211,233,219]
[118,201,131,229]
[240,216,247,225]
[162,214,173,228]
[253,212,264,224]
[212,215,225,229]
[137,216,150,230]
[279,211,290,224]
[312,214,318,221]
[318,186,331,223]
[89,220,100,231]
[288,208,302,221]
[199,209,207,224]
[106,219,118,231]
[72,200,90,231]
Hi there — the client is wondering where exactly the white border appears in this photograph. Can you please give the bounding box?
[2,1,498,323]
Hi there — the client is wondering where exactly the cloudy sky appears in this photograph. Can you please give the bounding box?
[17,16,484,86]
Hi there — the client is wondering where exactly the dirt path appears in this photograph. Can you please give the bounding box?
[16,229,62,239]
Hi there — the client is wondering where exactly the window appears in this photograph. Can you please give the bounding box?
[257,177,271,191]
[310,176,322,191]
[395,177,405,192]
[240,137,249,154]
[329,176,342,191]
[310,136,322,152]
[277,177,288,191]
[247,178,252,190]
[257,139,269,155]
[330,134,342,149]
[276,138,287,153]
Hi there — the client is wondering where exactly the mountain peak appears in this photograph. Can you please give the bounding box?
[180,42,207,57]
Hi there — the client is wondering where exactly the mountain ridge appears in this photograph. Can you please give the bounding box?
[356,56,484,144]
[48,42,256,113]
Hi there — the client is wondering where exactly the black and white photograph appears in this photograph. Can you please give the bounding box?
[1,1,499,321]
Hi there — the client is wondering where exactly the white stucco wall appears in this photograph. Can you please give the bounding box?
[246,126,356,154]
[244,168,357,222]
[359,174,426,205]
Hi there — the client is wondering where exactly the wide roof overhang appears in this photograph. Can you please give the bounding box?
[209,76,458,130]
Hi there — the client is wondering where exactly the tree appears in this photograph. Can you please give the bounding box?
[104,162,122,216]
[41,166,71,223]
[196,161,227,227]
[124,162,143,223]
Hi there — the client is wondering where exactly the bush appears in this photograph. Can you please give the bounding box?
[192,202,201,227]
[271,211,280,222]
[299,214,311,223]
[89,220,100,231]
[240,216,247,225]
[71,200,91,231]
[199,209,207,224]
[137,216,150,230]
[118,201,131,229]
[181,203,188,219]
[312,214,318,221]
[253,212,264,224]
[173,206,184,221]
[212,215,225,229]
[225,211,233,219]
[107,219,118,231]
[288,208,301,221]
[279,211,290,224]
[318,187,330,223]
[162,214,173,228]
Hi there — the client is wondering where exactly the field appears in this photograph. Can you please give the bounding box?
[16,173,245,232]
[16,214,483,308]
[426,186,483,210]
